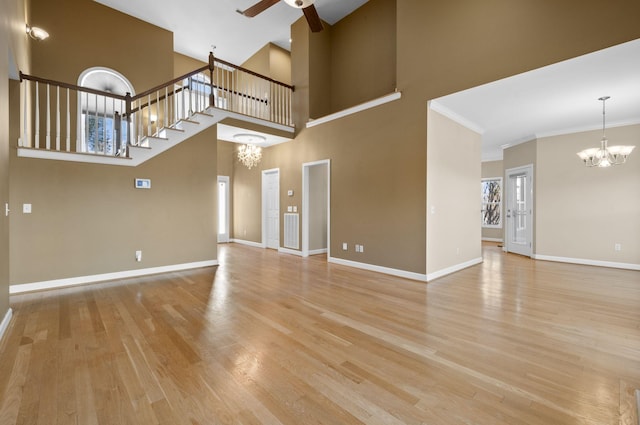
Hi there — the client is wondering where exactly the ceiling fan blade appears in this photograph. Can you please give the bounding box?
[241,0,281,17]
[302,4,323,32]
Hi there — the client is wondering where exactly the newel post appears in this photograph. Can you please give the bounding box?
[125,91,132,156]
[208,51,215,108]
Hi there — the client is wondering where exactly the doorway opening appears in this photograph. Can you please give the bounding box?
[302,160,330,257]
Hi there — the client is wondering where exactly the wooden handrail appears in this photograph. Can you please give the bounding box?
[19,71,128,101]
[20,53,293,102]
[131,65,209,101]
[215,57,295,91]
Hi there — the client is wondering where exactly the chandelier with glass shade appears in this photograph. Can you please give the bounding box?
[235,134,265,169]
[577,96,635,167]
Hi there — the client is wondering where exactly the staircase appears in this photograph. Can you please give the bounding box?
[17,53,294,166]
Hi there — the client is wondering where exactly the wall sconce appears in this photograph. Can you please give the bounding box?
[149,114,157,124]
[26,24,49,41]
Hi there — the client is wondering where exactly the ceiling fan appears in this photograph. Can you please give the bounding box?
[239,0,324,32]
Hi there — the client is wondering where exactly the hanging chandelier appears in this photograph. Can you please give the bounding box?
[577,96,635,167]
[235,134,265,169]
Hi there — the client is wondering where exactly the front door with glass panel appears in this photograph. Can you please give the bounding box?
[505,165,533,257]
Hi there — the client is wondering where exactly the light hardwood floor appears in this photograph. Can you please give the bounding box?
[0,243,638,424]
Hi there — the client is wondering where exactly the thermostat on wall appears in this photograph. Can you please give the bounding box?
[135,178,151,189]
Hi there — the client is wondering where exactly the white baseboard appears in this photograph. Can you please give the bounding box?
[279,247,303,257]
[328,256,427,282]
[231,239,264,249]
[10,260,219,294]
[308,248,328,256]
[426,257,483,282]
[482,238,503,242]
[0,308,13,344]
[532,254,640,271]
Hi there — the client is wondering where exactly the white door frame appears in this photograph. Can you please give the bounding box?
[504,164,534,257]
[302,159,331,258]
[262,168,280,249]
[217,175,230,243]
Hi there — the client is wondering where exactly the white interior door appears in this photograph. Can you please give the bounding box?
[262,169,279,249]
[505,165,533,257]
[217,176,229,243]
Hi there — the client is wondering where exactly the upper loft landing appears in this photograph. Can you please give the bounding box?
[16,52,294,166]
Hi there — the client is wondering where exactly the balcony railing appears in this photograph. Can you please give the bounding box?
[18,52,294,158]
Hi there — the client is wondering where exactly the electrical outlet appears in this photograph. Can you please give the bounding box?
[614,243,621,251]
[360,244,364,253]
[135,250,142,262]
[342,242,348,251]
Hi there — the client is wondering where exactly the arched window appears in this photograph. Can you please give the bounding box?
[78,67,135,156]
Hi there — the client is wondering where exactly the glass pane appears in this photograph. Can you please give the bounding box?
[218,181,226,234]
[481,179,501,226]
[513,175,527,244]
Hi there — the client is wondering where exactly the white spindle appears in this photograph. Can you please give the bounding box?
[84,92,89,151]
[164,87,168,127]
[66,89,70,151]
[103,96,107,154]
[111,98,115,155]
[46,84,51,149]
[94,95,98,152]
[20,81,27,147]
[55,86,60,150]
[173,85,178,123]
[35,82,40,148]
[288,87,292,126]
[147,95,151,136]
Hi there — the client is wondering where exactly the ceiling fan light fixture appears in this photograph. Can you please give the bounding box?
[283,0,314,9]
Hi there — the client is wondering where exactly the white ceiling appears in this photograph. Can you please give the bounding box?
[431,38,640,161]
[95,0,368,65]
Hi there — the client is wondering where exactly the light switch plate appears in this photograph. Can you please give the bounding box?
[23,204,32,214]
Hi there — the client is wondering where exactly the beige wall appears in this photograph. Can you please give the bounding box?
[10,118,218,285]
[330,0,396,112]
[30,0,172,88]
[0,2,11,318]
[174,52,206,78]
[8,0,219,286]
[232,158,263,243]
[308,163,328,251]
[427,109,481,275]
[293,0,396,121]
[231,0,640,276]
[536,125,640,264]
[1,0,29,318]
[6,0,640,290]
[481,160,504,241]
[217,140,235,239]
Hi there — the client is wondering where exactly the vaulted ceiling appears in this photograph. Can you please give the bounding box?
[95,1,639,159]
